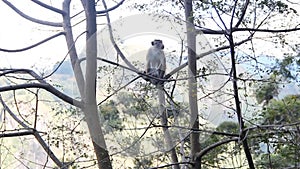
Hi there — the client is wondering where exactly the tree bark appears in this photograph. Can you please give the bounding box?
[62,0,85,97]
[82,1,112,169]
[228,34,255,169]
[158,88,179,169]
[184,0,201,168]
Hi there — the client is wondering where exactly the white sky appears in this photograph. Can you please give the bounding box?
[1,0,299,69]
[0,1,68,69]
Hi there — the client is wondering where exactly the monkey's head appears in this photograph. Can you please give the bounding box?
[151,39,164,49]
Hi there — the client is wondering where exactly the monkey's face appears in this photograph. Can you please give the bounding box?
[151,39,164,49]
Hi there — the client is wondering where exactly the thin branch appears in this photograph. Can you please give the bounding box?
[33,91,39,129]
[210,0,228,30]
[227,21,255,169]
[0,95,64,168]
[3,0,62,27]
[246,122,300,131]
[0,32,65,52]
[196,26,300,34]
[98,76,140,105]
[195,137,239,159]
[31,0,65,15]
[149,162,193,169]
[80,57,160,83]
[0,130,34,138]
[170,39,184,97]
[234,0,250,28]
[13,90,32,125]
[96,0,125,14]
[0,83,82,108]
[230,0,239,30]
[102,0,138,72]
[79,57,142,75]
[109,108,159,156]
[165,36,251,79]
[234,26,300,33]
[42,31,86,80]
[0,69,82,108]
[158,87,179,169]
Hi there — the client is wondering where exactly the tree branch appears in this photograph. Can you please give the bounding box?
[102,0,138,72]
[0,83,82,108]
[0,130,34,138]
[96,0,125,14]
[234,26,300,33]
[195,137,239,159]
[165,37,251,79]
[0,32,65,52]
[3,0,62,27]
[31,0,66,15]
[158,87,179,169]
[0,68,82,108]
[63,0,85,98]
[227,19,255,168]
[0,95,64,168]
[196,26,300,34]
[149,162,193,169]
[234,0,250,28]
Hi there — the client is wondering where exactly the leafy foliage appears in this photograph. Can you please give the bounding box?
[255,79,278,105]
[262,95,300,124]
[253,95,300,168]
[99,100,123,133]
[202,121,240,168]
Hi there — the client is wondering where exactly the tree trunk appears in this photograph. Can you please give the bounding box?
[83,1,112,169]
[184,0,201,168]
[228,34,255,169]
[158,87,180,169]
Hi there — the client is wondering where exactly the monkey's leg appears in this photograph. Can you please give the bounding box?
[158,70,165,85]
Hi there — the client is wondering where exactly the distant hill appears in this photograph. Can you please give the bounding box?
[52,60,74,76]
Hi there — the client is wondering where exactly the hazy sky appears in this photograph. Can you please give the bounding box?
[1,0,299,70]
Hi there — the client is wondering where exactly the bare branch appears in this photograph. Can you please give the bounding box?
[0,130,34,138]
[62,0,85,98]
[149,162,193,169]
[101,0,139,72]
[195,137,239,159]
[40,31,86,80]
[0,68,82,108]
[158,88,179,169]
[3,0,62,27]
[230,0,239,30]
[96,0,125,14]
[210,0,228,30]
[0,32,65,52]
[196,26,300,34]
[234,0,250,28]
[109,110,159,156]
[165,37,251,79]
[0,83,82,108]
[98,76,140,105]
[246,122,300,131]
[227,21,255,168]
[31,0,65,15]
[234,26,300,33]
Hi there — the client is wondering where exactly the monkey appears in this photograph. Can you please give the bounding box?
[145,39,166,85]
